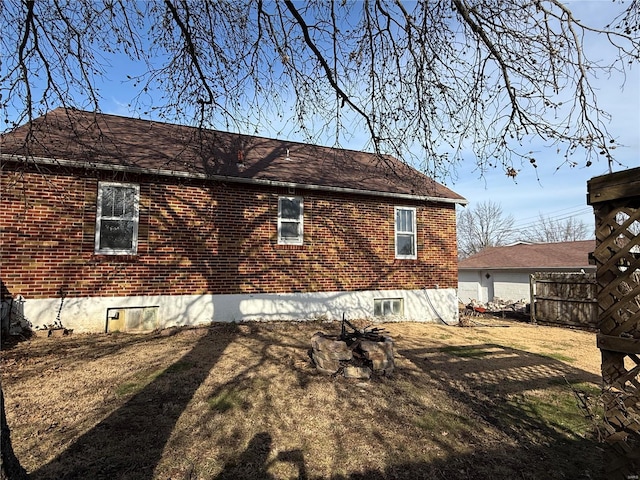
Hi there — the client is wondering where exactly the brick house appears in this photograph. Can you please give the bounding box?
[1,108,466,333]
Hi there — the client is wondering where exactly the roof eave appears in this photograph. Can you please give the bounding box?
[458,266,595,270]
[1,153,468,205]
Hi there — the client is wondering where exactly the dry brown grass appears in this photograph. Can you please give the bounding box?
[1,319,604,479]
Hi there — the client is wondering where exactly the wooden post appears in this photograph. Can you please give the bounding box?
[529,274,537,324]
[588,167,640,479]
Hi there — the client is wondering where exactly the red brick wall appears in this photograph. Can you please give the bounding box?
[1,168,458,299]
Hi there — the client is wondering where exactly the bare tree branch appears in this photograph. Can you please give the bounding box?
[283,0,379,148]
[1,1,638,179]
[457,201,516,258]
[164,0,214,114]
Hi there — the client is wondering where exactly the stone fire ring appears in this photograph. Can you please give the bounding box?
[310,332,395,379]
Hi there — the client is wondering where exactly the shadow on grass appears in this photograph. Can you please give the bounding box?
[2,332,180,384]
[330,447,602,480]
[182,335,607,480]
[214,431,276,480]
[22,326,609,480]
[30,324,238,480]
[388,343,605,479]
[214,430,602,480]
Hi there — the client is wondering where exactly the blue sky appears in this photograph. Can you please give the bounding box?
[450,1,640,235]
[7,1,637,235]
[93,1,639,237]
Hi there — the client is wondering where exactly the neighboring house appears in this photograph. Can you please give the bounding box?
[1,108,467,333]
[458,240,596,304]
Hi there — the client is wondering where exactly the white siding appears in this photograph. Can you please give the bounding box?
[459,269,531,304]
[458,270,483,303]
[492,271,532,302]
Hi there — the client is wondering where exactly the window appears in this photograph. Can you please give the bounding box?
[107,306,158,333]
[95,182,140,255]
[374,298,404,317]
[278,196,303,245]
[395,207,416,259]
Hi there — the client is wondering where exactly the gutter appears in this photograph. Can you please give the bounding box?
[1,153,468,206]
[458,266,596,271]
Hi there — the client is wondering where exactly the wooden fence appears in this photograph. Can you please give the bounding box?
[530,272,598,328]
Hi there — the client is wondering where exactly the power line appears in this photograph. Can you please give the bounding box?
[509,204,592,229]
[490,212,593,237]
[509,207,593,231]
[458,206,595,242]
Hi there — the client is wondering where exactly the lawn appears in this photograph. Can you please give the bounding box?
[1,318,605,479]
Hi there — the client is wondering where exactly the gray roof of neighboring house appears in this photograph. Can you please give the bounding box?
[1,108,466,204]
[459,240,596,270]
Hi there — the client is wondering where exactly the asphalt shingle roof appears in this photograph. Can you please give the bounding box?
[459,240,596,269]
[1,108,466,203]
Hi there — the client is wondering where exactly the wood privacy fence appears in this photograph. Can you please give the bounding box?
[530,272,598,328]
[588,167,640,479]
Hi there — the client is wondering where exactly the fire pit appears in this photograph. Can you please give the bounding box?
[310,318,394,379]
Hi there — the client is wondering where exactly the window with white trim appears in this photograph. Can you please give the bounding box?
[95,182,140,255]
[278,196,303,245]
[395,206,416,259]
[374,298,404,317]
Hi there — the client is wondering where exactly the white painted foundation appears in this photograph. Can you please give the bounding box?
[17,288,459,333]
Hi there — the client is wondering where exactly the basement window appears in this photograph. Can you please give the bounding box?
[106,306,158,333]
[95,182,140,255]
[278,196,303,245]
[374,298,404,317]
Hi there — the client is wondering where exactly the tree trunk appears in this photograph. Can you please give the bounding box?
[0,385,27,480]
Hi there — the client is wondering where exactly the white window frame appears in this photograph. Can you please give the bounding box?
[278,196,304,245]
[395,206,417,259]
[95,182,140,255]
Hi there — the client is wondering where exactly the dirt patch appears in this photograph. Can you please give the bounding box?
[1,320,604,479]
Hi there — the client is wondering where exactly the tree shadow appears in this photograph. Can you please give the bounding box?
[29,324,237,480]
[6,321,610,480]
[214,431,275,480]
[170,326,606,479]
[213,430,308,480]
[227,333,603,479]
[387,342,605,479]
